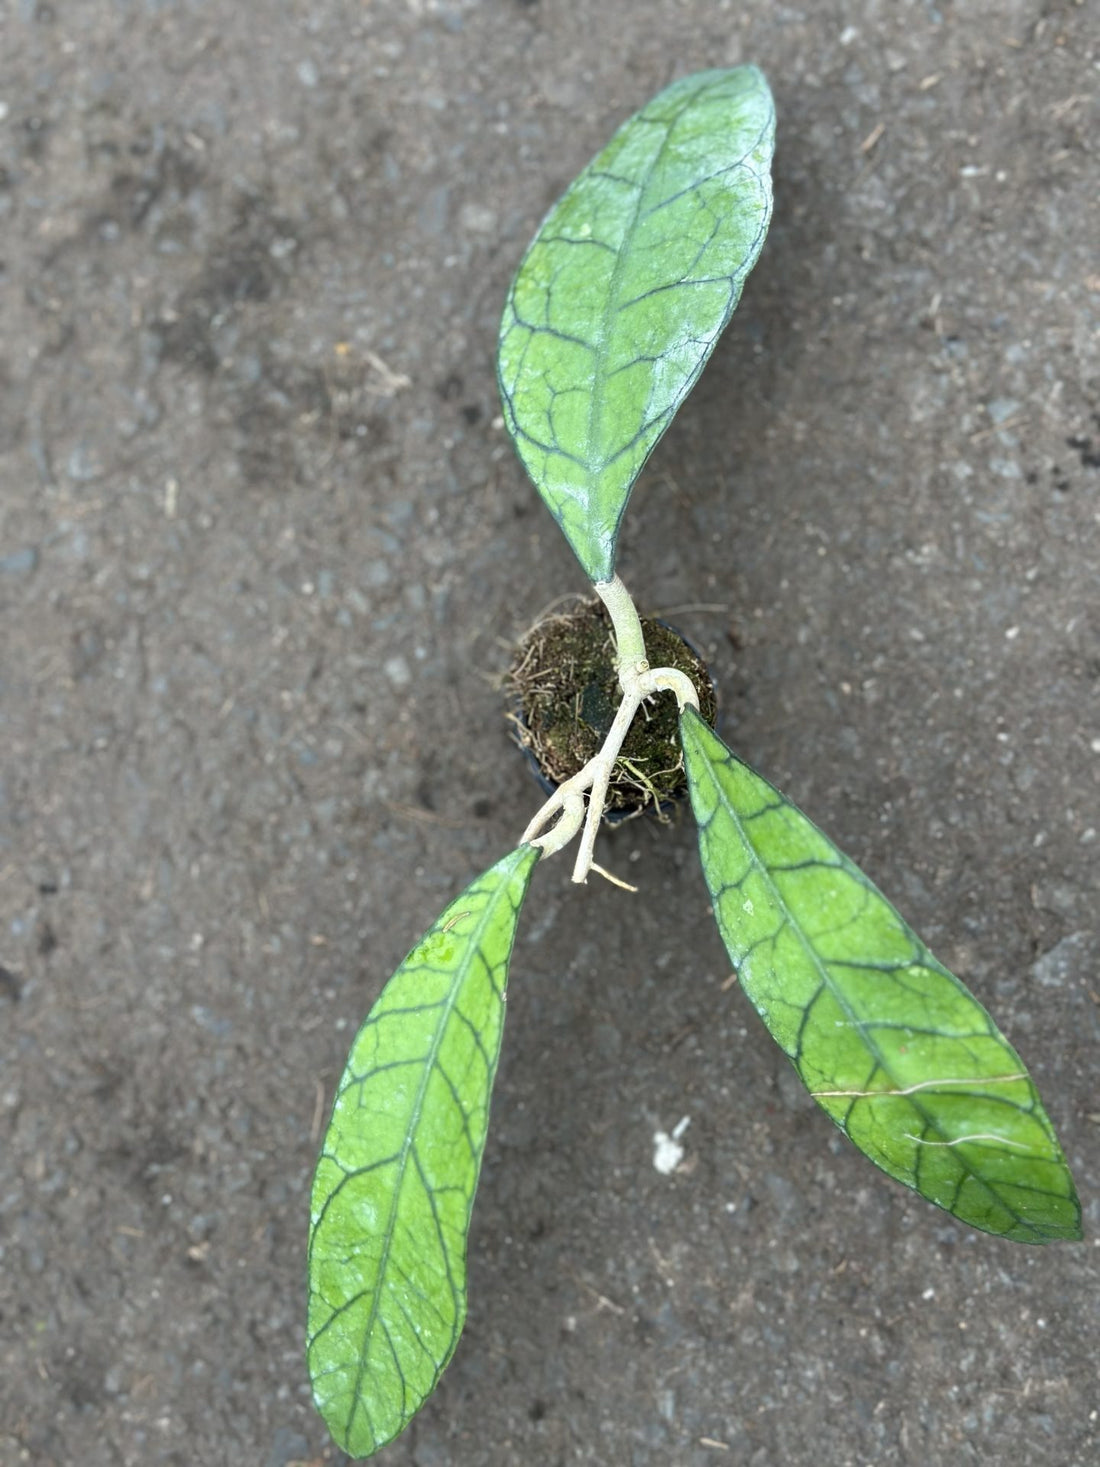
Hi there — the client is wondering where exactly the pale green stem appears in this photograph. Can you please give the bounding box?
[593,574,649,684]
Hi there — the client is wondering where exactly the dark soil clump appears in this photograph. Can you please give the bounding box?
[509,599,718,819]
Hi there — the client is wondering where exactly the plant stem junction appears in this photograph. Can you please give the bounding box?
[520,575,700,885]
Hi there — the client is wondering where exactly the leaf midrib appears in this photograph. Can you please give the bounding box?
[338,868,513,1448]
[584,76,722,482]
[685,712,1048,1237]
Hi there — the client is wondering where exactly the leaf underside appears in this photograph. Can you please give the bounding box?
[307,845,540,1458]
[680,708,1081,1244]
[498,66,775,583]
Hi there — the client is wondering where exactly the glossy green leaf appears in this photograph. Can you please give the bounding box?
[680,708,1080,1244]
[307,845,540,1458]
[498,66,774,583]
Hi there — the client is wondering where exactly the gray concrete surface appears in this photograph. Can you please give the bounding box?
[1,2,1098,1464]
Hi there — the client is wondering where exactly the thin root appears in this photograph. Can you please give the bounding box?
[589,862,639,893]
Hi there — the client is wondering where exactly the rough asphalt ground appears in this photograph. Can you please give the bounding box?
[1,2,1098,1464]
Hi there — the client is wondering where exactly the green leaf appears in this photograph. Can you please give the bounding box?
[307,845,540,1457]
[680,708,1081,1244]
[498,66,775,583]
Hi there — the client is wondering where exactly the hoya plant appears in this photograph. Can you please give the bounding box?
[306,67,1080,1458]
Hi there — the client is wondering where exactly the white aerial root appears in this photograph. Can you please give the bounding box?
[520,574,700,885]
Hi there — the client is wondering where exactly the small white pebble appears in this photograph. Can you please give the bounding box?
[653,1116,690,1175]
[652,1133,683,1173]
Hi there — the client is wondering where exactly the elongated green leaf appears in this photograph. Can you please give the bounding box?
[307,845,540,1457]
[498,66,774,583]
[680,708,1080,1243]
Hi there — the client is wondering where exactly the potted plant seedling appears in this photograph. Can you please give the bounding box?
[305,66,1081,1459]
